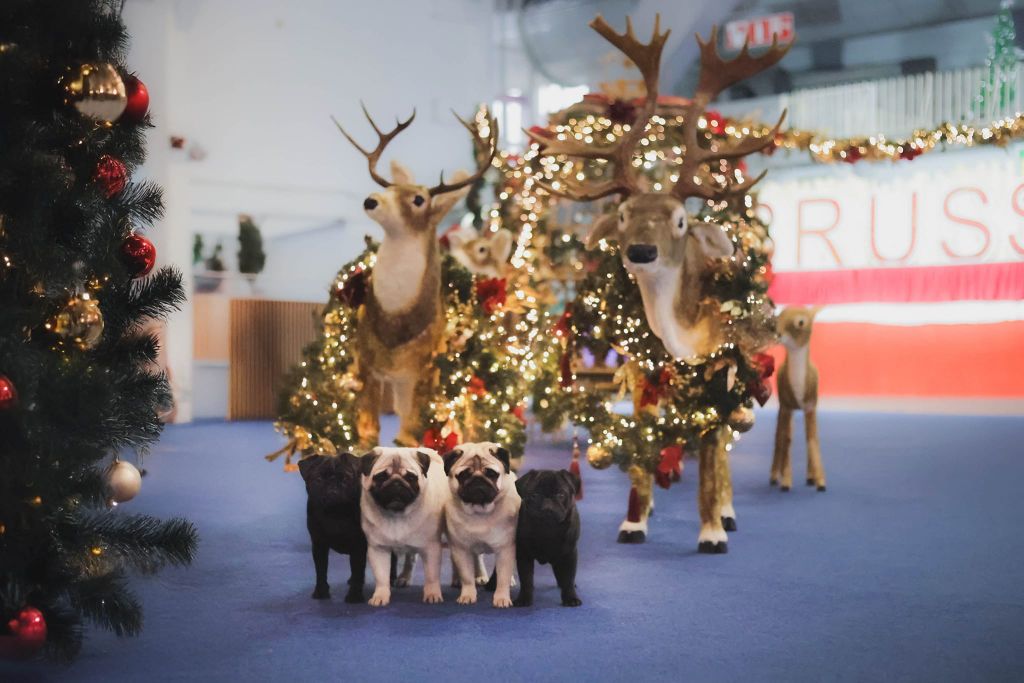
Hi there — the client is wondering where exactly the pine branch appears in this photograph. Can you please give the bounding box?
[75,512,198,573]
[70,572,142,637]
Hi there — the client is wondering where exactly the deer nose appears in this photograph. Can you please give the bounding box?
[363,197,379,211]
[626,244,658,264]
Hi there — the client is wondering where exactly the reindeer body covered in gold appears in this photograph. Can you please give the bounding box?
[530,16,790,552]
[336,109,497,448]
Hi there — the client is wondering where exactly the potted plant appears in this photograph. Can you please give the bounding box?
[237,214,266,291]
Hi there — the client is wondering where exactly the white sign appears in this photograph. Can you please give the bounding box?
[757,151,1024,272]
[724,12,795,51]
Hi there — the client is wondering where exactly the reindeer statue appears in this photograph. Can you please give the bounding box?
[771,306,826,492]
[447,224,514,279]
[336,107,497,448]
[529,16,790,552]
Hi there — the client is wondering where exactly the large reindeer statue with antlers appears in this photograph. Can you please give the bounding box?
[530,16,789,552]
[336,108,497,448]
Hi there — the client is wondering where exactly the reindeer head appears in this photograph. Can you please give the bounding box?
[448,226,514,278]
[777,306,821,351]
[335,107,497,240]
[528,16,791,359]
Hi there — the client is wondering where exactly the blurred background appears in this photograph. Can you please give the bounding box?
[121,0,1023,421]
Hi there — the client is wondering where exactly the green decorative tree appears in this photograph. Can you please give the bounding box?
[978,0,1021,117]
[236,214,266,279]
[0,0,197,661]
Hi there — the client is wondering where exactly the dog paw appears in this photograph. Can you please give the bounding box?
[616,530,646,544]
[367,593,390,607]
[344,589,364,604]
[561,595,583,607]
[456,592,477,605]
[311,585,330,600]
[394,576,411,588]
[513,595,533,608]
[493,595,513,609]
[423,589,444,604]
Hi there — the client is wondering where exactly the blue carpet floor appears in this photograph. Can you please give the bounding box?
[4,411,1024,682]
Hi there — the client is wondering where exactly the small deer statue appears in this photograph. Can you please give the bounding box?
[447,225,514,279]
[529,16,789,552]
[771,306,826,491]
[336,107,497,448]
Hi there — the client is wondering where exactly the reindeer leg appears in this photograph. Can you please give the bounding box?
[617,466,652,544]
[773,406,793,491]
[698,430,727,553]
[355,365,382,450]
[806,408,826,491]
[391,376,418,447]
[718,435,736,532]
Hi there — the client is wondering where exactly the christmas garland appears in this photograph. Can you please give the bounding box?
[272,238,540,467]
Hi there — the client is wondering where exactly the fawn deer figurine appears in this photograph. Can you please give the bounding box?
[447,225,514,279]
[771,306,826,491]
[528,16,790,552]
[336,106,497,448]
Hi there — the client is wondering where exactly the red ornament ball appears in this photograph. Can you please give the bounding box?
[0,607,47,659]
[94,155,127,198]
[120,75,150,123]
[120,234,157,277]
[0,374,17,410]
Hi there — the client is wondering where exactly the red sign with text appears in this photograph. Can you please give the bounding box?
[725,12,795,51]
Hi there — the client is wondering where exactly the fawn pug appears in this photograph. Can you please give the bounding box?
[360,447,448,606]
[443,443,521,608]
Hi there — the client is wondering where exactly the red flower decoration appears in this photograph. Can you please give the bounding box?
[468,375,487,397]
[334,268,367,308]
[511,404,527,425]
[422,427,459,452]
[639,368,672,408]
[94,154,127,198]
[655,445,683,489]
[753,352,775,380]
[476,277,507,314]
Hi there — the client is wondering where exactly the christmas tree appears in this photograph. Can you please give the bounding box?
[978,0,1021,118]
[237,214,266,278]
[0,0,197,661]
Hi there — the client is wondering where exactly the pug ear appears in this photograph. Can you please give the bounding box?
[442,449,462,475]
[416,450,432,475]
[515,469,538,494]
[359,450,381,477]
[558,468,581,495]
[491,446,511,473]
[297,455,322,482]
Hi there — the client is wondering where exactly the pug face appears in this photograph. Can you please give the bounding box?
[299,452,362,508]
[516,470,580,525]
[361,447,433,513]
[443,442,511,509]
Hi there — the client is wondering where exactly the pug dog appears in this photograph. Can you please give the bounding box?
[513,469,582,607]
[298,453,367,603]
[360,447,448,606]
[443,442,521,608]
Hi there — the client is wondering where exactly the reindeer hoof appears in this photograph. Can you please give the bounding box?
[698,541,728,554]
[617,530,646,544]
[721,516,737,532]
[817,485,827,492]
[780,485,790,492]
[769,478,778,487]
[806,478,814,486]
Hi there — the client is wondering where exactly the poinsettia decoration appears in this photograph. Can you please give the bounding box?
[476,277,507,314]
[422,426,459,452]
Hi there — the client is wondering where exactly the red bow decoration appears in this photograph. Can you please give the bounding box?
[748,352,776,406]
[468,375,487,397]
[476,277,507,315]
[655,445,684,489]
[334,268,367,308]
[559,350,574,388]
[553,309,572,339]
[422,427,459,452]
[753,352,775,380]
[639,368,672,408]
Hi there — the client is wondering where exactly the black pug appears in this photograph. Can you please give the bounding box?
[298,453,367,602]
[513,469,582,607]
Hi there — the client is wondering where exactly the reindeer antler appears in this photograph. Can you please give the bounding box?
[527,14,670,202]
[671,27,791,202]
[427,110,499,196]
[334,103,416,189]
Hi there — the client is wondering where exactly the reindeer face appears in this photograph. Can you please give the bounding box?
[587,193,733,275]
[777,306,820,350]
[362,161,472,239]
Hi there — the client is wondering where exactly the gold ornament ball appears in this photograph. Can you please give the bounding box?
[728,405,756,433]
[586,444,613,470]
[107,460,142,503]
[49,295,104,350]
[61,63,127,124]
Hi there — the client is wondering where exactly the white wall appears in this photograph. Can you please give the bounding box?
[124,0,498,418]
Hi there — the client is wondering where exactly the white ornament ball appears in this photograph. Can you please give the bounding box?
[108,460,142,503]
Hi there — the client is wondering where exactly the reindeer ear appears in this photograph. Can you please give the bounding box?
[809,305,825,319]
[430,171,472,219]
[490,230,514,262]
[689,223,734,260]
[390,160,415,185]
[585,212,618,250]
